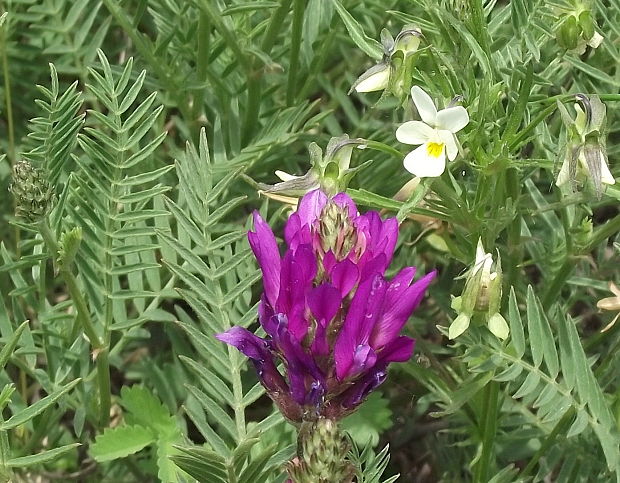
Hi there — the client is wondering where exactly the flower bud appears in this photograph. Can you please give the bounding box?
[9,161,55,222]
[286,418,355,483]
[556,14,580,50]
[449,239,507,339]
[394,26,422,55]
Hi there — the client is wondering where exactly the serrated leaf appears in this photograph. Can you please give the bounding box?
[120,386,176,435]
[90,425,155,462]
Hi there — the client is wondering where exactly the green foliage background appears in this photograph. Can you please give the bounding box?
[0,0,619,481]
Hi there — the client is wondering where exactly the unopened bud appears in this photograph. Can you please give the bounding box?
[287,418,354,483]
[9,161,55,222]
[556,15,580,50]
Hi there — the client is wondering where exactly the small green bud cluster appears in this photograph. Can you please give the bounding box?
[555,8,602,52]
[9,160,56,222]
[286,418,355,483]
[449,239,508,340]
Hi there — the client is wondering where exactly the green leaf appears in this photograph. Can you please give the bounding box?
[342,392,393,447]
[0,379,81,430]
[0,320,29,370]
[90,425,155,462]
[332,0,383,60]
[120,386,176,435]
[7,444,80,468]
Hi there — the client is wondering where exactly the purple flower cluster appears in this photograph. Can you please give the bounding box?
[216,190,435,422]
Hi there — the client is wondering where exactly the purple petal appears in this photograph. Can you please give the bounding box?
[334,274,387,380]
[273,316,324,404]
[330,258,359,296]
[356,212,399,267]
[215,327,288,393]
[248,212,281,308]
[332,192,358,218]
[215,326,268,360]
[296,189,328,227]
[341,367,388,409]
[276,245,317,340]
[358,253,387,283]
[369,270,435,348]
[308,283,341,324]
[350,344,377,376]
[311,319,329,356]
[322,250,337,274]
[378,335,415,363]
[284,213,312,251]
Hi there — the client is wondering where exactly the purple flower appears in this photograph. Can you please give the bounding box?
[216,190,435,422]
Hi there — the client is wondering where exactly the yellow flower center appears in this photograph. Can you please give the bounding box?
[426,142,444,158]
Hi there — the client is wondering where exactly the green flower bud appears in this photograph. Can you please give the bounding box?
[287,418,355,483]
[58,227,82,271]
[556,15,580,50]
[578,10,595,41]
[9,161,55,222]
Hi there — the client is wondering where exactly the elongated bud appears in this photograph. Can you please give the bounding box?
[58,227,82,271]
[286,418,355,483]
[9,161,55,222]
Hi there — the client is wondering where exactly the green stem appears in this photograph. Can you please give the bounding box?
[586,214,620,252]
[542,260,574,308]
[0,20,14,164]
[37,221,110,428]
[473,381,500,482]
[241,0,292,145]
[192,11,210,140]
[519,407,575,478]
[505,168,523,292]
[286,0,304,106]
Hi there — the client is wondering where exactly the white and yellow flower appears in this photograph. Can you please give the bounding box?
[396,86,469,177]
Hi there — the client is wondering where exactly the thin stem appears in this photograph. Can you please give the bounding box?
[542,260,574,308]
[586,214,620,252]
[0,21,14,164]
[37,221,111,428]
[473,381,500,482]
[519,407,575,478]
[193,11,210,140]
[242,0,292,145]
[286,0,304,106]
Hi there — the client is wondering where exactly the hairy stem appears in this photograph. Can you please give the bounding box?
[37,221,111,428]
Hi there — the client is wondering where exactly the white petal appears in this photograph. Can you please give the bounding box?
[436,106,469,133]
[600,153,615,185]
[411,86,437,125]
[555,158,570,187]
[587,31,604,48]
[275,170,299,182]
[439,131,458,161]
[355,68,390,93]
[403,143,446,178]
[395,121,434,145]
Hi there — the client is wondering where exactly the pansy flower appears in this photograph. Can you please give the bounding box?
[396,86,469,177]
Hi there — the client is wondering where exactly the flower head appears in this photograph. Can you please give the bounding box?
[555,95,614,195]
[216,190,435,422]
[396,86,469,178]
